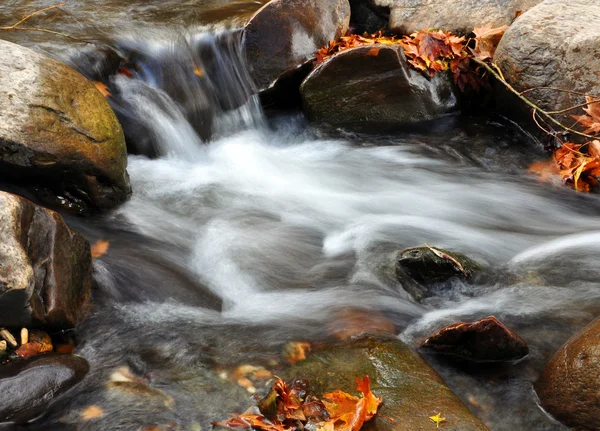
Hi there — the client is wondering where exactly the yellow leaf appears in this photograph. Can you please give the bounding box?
[193,67,204,77]
[91,240,110,259]
[429,413,446,428]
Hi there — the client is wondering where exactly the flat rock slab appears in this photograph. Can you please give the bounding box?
[242,0,350,91]
[373,0,542,34]
[421,316,529,362]
[0,191,92,328]
[0,354,89,424]
[283,336,489,430]
[0,39,131,213]
[300,44,457,130]
[536,316,600,430]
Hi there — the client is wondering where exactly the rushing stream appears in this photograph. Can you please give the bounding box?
[3,3,600,431]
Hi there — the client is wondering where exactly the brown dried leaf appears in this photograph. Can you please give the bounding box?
[91,240,110,259]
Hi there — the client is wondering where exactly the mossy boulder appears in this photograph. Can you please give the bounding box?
[0,40,131,214]
[283,336,489,430]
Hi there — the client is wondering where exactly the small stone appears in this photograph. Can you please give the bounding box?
[20,328,28,346]
[0,341,6,351]
[0,329,17,348]
[421,316,529,362]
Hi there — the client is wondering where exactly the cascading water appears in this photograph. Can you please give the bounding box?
[4,9,600,431]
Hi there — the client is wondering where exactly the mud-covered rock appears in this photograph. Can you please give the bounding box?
[535,317,600,431]
[283,335,489,430]
[374,0,541,34]
[300,45,457,130]
[0,40,131,213]
[421,316,529,362]
[395,246,481,300]
[494,0,600,142]
[0,191,92,329]
[0,354,89,423]
[242,0,351,92]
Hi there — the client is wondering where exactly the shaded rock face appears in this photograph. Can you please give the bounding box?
[494,0,600,141]
[421,316,529,362]
[349,0,390,34]
[0,40,131,214]
[242,0,351,92]
[284,336,489,430]
[373,0,542,34]
[395,246,480,301]
[0,354,89,424]
[0,192,92,329]
[300,45,457,130]
[536,317,600,431]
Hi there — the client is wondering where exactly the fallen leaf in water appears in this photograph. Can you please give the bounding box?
[283,341,311,365]
[93,81,111,97]
[425,243,468,277]
[91,240,110,258]
[193,66,204,77]
[429,413,446,428]
[81,405,104,421]
[15,342,43,358]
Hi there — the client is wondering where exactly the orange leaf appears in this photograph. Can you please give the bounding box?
[81,405,104,421]
[93,81,111,97]
[91,240,110,259]
[283,341,311,365]
[471,23,508,61]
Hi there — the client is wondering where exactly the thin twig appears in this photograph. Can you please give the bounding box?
[520,86,600,99]
[10,4,65,29]
[546,98,600,115]
[472,58,596,139]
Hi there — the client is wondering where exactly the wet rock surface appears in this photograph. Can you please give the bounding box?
[242,0,351,92]
[283,335,489,430]
[300,45,457,130]
[421,316,529,362]
[349,0,390,34]
[395,246,481,301]
[0,191,92,329]
[494,0,600,141]
[0,40,131,214]
[373,0,542,34]
[0,354,89,424]
[536,316,600,431]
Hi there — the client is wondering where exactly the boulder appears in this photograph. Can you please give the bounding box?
[0,354,89,424]
[373,0,542,34]
[300,45,457,130]
[0,192,92,329]
[242,0,351,92]
[421,316,529,362]
[349,0,390,34]
[494,0,600,141]
[535,317,600,431]
[395,246,481,300]
[0,40,131,214]
[283,335,489,430]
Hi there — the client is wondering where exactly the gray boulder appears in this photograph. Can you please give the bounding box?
[494,0,600,140]
[242,0,351,92]
[0,191,92,329]
[300,44,457,130]
[373,0,542,34]
[0,40,131,214]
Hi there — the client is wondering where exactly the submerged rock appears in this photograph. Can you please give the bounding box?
[283,335,489,430]
[0,40,131,214]
[300,45,457,130]
[535,316,600,430]
[494,0,600,141]
[395,246,481,301]
[421,316,529,362]
[374,0,541,34]
[0,354,89,423]
[0,191,92,329]
[242,0,351,92]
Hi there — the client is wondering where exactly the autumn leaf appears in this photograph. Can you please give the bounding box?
[93,81,111,97]
[424,243,468,277]
[470,24,508,61]
[91,240,110,258]
[571,95,600,135]
[429,413,446,428]
[283,341,311,365]
[81,405,105,421]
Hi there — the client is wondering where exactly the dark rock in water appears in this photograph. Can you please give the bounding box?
[0,191,92,329]
[395,246,480,300]
[242,0,351,92]
[0,40,131,214]
[0,354,89,424]
[374,0,542,34]
[300,45,457,130]
[494,0,600,143]
[535,316,600,431]
[421,316,529,362]
[283,335,489,430]
[349,0,389,34]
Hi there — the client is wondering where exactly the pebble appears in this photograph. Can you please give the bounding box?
[0,329,17,348]
[20,328,28,345]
